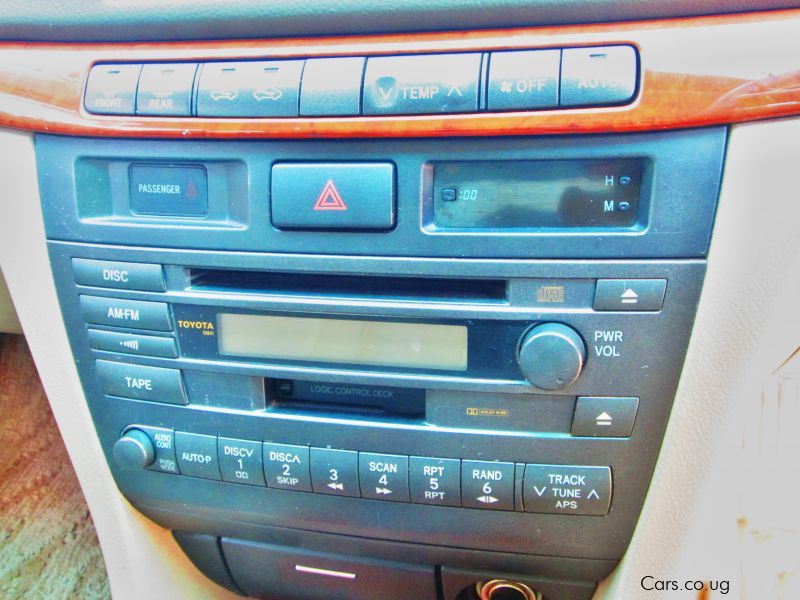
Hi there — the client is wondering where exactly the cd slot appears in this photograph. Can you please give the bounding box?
[188,269,507,303]
[268,379,426,420]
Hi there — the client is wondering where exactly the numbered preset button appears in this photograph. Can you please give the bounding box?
[409,456,461,507]
[461,460,515,511]
[358,453,409,503]
[263,443,312,492]
[218,437,265,486]
[310,448,360,498]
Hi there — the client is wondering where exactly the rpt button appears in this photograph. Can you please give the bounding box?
[409,456,461,507]
[523,464,612,515]
[95,360,187,404]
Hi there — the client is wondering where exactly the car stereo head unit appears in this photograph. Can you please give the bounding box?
[39,127,725,600]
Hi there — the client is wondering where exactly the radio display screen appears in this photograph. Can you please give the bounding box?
[432,159,643,229]
[218,313,468,371]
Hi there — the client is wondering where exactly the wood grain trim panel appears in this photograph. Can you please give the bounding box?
[0,9,798,139]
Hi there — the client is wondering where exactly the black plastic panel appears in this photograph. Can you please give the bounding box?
[37,129,724,259]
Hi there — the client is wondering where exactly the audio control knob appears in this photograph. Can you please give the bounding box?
[113,429,155,470]
[517,323,586,390]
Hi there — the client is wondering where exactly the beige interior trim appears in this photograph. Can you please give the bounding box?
[600,117,800,598]
[0,129,237,600]
[0,268,21,333]
[0,118,798,599]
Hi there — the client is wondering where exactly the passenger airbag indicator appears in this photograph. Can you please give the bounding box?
[130,164,208,216]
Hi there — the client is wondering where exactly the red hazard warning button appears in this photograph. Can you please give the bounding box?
[271,163,395,230]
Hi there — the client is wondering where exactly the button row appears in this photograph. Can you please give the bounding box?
[84,46,638,118]
[126,428,612,515]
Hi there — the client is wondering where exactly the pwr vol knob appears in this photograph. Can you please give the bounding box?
[517,323,586,390]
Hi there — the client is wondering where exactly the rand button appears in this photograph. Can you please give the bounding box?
[263,443,312,492]
[80,295,172,331]
[461,460,515,511]
[95,360,187,404]
[72,258,165,292]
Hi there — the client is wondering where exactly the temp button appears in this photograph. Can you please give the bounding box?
[363,54,481,115]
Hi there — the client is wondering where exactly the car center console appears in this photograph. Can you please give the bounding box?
[36,44,726,600]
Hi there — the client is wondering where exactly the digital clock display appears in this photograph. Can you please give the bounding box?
[433,159,644,229]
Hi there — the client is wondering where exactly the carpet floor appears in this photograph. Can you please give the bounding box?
[0,333,110,599]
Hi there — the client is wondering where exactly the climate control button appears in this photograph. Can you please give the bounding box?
[517,323,586,390]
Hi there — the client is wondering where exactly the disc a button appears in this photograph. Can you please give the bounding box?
[263,443,312,492]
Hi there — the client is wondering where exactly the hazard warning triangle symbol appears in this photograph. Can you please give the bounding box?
[313,180,348,211]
